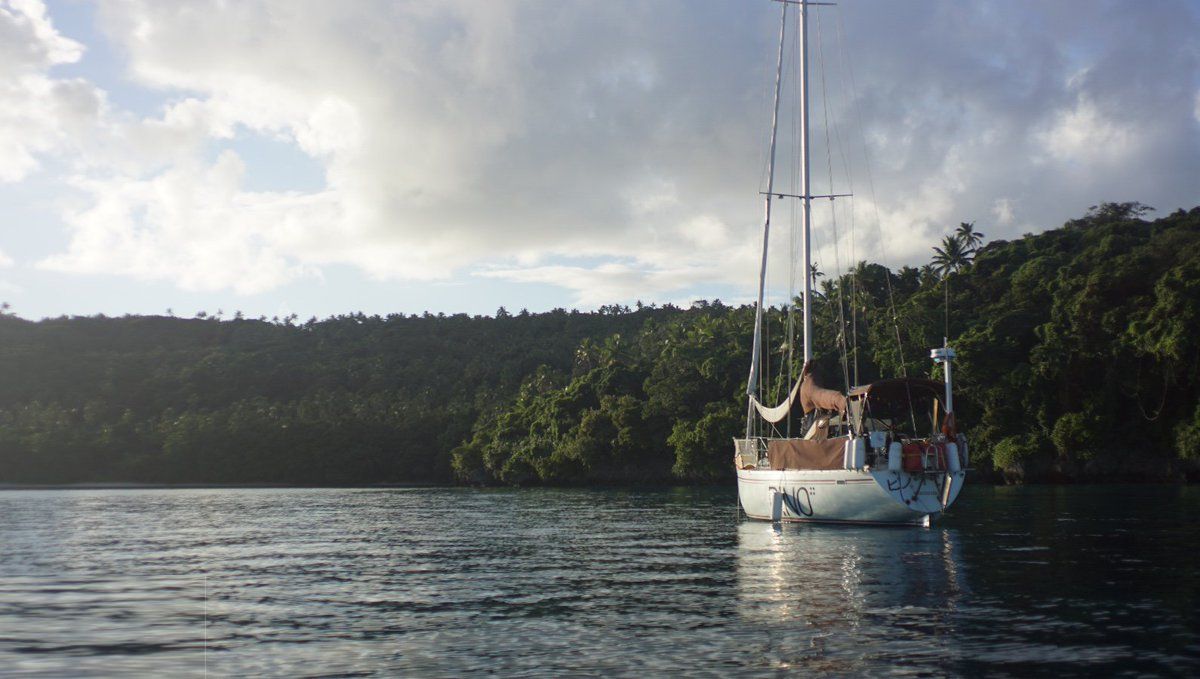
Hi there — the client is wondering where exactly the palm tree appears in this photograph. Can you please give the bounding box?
[954,221,985,253]
[918,263,938,286]
[818,278,835,300]
[599,333,629,367]
[931,234,971,277]
[931,235,972,341]
[809,263,824,291]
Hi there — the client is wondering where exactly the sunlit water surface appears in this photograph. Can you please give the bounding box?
[1,485,1198,676]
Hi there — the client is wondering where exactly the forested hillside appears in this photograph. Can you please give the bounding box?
[2,204,1198,485]
[0,306,679,484]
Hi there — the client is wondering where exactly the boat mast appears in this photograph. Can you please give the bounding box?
[744,1,789,437]
[746,0,828,437]
[798,1,813,368]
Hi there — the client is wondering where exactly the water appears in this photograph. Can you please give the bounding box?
[1,485,1197,677]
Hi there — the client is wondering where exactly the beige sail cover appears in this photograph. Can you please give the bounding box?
[798,362,847,414]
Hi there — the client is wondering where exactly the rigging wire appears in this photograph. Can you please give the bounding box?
[785,5,801,437]
[833,9,909,379]
[764,5,807,436]
[814,9,852,395]
[748,1,791,440]
[819,8,861,387]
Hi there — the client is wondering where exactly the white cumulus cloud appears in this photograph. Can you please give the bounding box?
[0,0,1192,307]
[0,0,99,182]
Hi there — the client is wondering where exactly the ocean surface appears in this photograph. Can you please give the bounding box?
[1,484,1197,677]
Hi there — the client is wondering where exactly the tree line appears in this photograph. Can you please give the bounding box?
[1,203,1197,485]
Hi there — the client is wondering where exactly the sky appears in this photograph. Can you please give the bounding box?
[1,0,1197,321]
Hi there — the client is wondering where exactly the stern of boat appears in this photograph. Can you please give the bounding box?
[734,436,967,526]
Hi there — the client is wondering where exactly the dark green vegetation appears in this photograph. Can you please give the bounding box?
[2,204,1198,485]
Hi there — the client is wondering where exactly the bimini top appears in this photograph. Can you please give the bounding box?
[848,377,944,424]
[848,377,943,400]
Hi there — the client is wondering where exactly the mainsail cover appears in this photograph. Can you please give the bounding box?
[751,363,847,423]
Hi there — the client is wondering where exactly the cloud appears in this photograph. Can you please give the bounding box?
[992,198,1015,227]
[0,246,15,297]
[0,0,82,73]
[1037,94,1139,165]
[2,0,1196,306]
[35,0,778,295]
[40,151,336,293]
[479,263,687,309]
[478,212,763,306]
[0,0,98,182]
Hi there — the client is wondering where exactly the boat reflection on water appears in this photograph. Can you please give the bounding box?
[735,521,967,672]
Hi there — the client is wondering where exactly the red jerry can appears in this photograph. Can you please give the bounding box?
[902,443,924,472]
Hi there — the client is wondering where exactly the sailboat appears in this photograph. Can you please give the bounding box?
[734,0,967,526]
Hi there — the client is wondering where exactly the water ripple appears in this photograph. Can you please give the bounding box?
[0,485,1197,676]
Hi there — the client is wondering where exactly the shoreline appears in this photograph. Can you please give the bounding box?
[1,476,1196,491]
[0,482,444,491]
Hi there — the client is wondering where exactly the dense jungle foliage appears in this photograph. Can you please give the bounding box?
[1,203,1198,485]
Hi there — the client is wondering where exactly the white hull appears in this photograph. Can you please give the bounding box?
[737,467,966,526]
